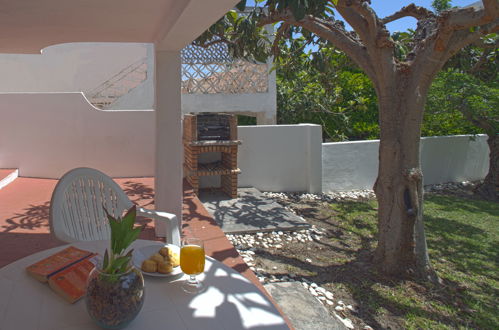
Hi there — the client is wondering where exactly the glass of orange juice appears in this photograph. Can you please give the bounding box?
[180,237,205,294]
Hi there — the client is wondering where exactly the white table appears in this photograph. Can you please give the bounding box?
[0,240,288,330]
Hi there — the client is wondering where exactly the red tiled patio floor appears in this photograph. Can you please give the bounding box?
[0,176,292,328]
[0,176,250,273]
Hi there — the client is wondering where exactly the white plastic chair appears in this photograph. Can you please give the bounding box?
[49,167,180,246]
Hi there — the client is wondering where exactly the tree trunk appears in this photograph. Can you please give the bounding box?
[373,79,438,281]
[475,134,499,201]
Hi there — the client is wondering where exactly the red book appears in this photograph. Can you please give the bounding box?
[48,255,98,303]
[26,246,98,304]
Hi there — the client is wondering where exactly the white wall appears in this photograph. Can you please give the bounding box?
[322,140,379,192]
[0,93,488,194]
[322,135,489,192]
[0,43,147,94]
[0,42,276,119]
[421,135,489,184]
[0,93,154,178]
[181,59,277,125]
[238,124,322,193]
[0,94,318,192]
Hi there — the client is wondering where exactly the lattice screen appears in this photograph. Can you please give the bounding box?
[181,43,268,94]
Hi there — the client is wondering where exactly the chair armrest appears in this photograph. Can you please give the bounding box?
[137,208,180,246]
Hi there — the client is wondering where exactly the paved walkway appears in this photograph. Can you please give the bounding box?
[199,187,310,234]
[265,282,347,330]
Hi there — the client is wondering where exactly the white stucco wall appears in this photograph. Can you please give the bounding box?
[0,93,154,178]
[0,93,317,192]
[0,42,276,119]
[421,135,489,184]
[238,124,322,193]
[181,59,277,125]
[0,43,148,94]
[322,135,489,192]
[0,93,488,193]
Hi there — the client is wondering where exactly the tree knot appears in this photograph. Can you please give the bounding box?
[404,168,422,182]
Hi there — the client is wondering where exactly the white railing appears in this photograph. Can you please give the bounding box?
[86,57,147,109]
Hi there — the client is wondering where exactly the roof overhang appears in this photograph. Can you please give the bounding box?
[0,0,237,54]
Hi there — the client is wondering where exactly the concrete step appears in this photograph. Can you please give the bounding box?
[0,169,18,190]
[264,282,347,330]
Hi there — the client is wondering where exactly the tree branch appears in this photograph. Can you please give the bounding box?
[445,0,499,31]
[443,20,499,62]
[335,0,383,47]
[381,4,435,25]
[272,23,290,58]
[297,15,376,79]
[255,8,375,79]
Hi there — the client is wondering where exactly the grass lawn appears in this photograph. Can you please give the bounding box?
[330,194,498,329]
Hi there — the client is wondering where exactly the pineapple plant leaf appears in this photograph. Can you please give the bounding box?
[102,205,145,274]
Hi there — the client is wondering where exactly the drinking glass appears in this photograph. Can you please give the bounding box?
[180,237,205,294]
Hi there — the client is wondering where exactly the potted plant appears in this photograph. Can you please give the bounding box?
[85,205,145,329]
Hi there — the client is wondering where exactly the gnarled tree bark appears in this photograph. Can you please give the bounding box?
[476,134,499,201]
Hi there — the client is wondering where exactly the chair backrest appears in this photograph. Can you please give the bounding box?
[50,167,134,242]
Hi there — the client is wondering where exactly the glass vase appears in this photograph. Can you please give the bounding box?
[85,266,145,329]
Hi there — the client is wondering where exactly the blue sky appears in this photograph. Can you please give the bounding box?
[370,0,477,32]
[246,0,478,32]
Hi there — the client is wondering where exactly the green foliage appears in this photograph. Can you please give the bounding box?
[237,115,257,125]
[443,33,499,83]
[424,69,499,137]
[102,206,144,274]
[277,39,379,141]
[431,0,452,13]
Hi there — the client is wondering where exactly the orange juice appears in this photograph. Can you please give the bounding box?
[180,245,205,275]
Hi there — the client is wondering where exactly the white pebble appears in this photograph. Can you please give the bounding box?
[325,292,334,300]
[335,306,344,311]
[309,288,318,296]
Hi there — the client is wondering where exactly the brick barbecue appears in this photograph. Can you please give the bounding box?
[183,113,241,198]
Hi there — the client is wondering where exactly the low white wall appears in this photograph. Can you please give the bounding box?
[0,93,488,194]
[0,94,319,192]
[238,124,322,193]
[322,135,489,192]
[0,93,155,178]
[421,135,489,184]
[322,140,379,192]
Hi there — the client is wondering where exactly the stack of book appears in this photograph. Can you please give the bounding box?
[26,246,98,303]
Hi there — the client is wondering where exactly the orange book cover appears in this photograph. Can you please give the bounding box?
[48,255,98,303]
[26,246,94,283]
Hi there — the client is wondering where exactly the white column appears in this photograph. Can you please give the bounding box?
[154,49,182,237]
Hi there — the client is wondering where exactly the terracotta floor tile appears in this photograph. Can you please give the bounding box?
[0,176,291,328]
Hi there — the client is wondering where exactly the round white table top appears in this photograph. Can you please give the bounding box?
[0,240,289,330]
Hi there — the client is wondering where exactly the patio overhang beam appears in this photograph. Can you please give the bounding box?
[0,0,237,54]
